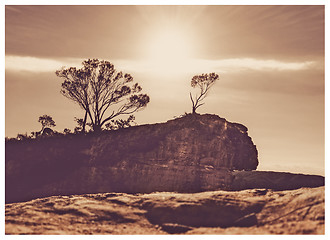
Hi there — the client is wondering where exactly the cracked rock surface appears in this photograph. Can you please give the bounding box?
[5,186,324,235]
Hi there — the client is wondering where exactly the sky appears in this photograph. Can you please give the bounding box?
[5,5,325,176]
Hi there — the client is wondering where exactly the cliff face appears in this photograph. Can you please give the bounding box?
[6,113,258,202]
[88,113,258,169]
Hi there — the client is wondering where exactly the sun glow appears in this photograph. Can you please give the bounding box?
[148,28,192,60]
[145,26,195,76]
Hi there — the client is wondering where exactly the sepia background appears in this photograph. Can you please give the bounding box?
[5,5,324,176]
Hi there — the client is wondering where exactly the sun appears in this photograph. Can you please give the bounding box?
[147,27,192,61]
[145,26,194,75]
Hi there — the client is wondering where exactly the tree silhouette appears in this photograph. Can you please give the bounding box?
[30,115,56,138]
[16,133,29,141]
[63,128,71,135]
[38,115,56,133]
[105,115,136,130]
[56,59,150,132]
[189,73,219,114]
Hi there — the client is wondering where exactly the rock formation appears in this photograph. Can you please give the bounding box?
[5,113,325,235]
[5,113,324,204]
[87,113,258,170]
[6,113,259,203]
[5,186,325,234]
[231,170,325,191]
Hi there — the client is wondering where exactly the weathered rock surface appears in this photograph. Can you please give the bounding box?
[87,113,258,170]
[231,170,325,191]
[5,186,325,235]
[6,114,258,203]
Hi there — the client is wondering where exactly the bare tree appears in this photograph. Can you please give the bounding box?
[56,59,150,132]
[189,73,219,114]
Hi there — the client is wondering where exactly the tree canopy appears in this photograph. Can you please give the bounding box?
[38,114,56,131]
[189,73,219,114]
[56,59,150,132]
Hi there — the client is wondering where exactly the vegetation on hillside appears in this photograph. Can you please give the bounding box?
[7,61,220,142]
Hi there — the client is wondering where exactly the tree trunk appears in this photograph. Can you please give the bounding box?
[192,106,196,114]
[82,111,88,133]
[93,124,102,133]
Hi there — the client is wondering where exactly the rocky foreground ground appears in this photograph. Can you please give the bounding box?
[5,186,324,235]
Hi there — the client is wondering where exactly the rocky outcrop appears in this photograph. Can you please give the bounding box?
[87,113,258,170]
[6,113,258,203]
[5,114,325,204]
[5,186,325,234]
[231,170,325,191]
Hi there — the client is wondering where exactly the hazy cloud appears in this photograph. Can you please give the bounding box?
[6,55,316,74]
[5,56,83,73]
[189,58,316,73]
